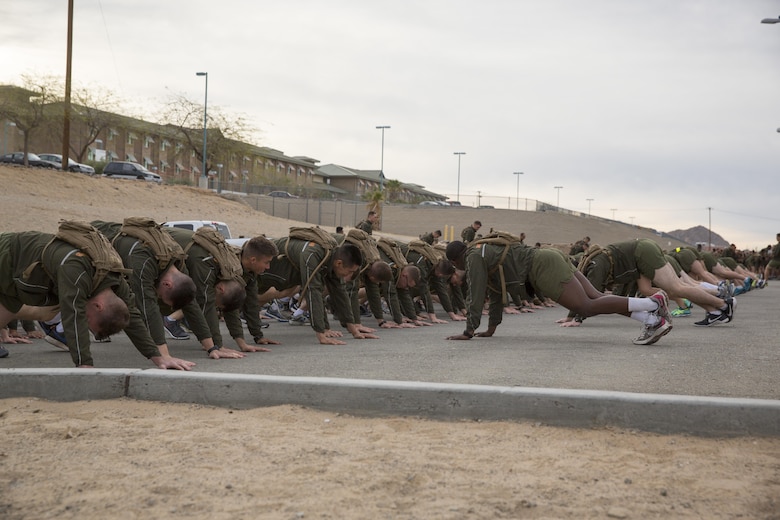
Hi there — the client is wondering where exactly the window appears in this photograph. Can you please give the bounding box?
[127,132,138,145]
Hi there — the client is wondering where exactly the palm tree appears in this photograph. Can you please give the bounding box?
[364,189,384,230]
[385,179,402,202]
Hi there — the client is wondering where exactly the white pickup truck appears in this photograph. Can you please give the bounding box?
[162,220,232,239]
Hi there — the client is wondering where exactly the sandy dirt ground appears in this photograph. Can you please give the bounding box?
[1,166,779,519]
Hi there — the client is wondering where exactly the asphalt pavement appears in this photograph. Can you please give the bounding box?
[2,284,778,435]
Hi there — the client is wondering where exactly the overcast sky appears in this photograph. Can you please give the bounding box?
[2,0,779,249]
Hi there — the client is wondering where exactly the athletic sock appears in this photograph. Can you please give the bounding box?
[627,297,658,313]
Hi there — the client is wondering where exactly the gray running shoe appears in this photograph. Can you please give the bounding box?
[288,313,311,326]
[633,317,672,345]
[163,316,190,340]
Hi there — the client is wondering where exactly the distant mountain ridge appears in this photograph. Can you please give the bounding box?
[666,225,729,248]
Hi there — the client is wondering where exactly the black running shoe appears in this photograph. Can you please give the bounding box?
[163,316,190,340]
[694,312,729,327]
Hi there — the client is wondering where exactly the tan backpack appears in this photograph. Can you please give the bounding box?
[377,237,408,269]
[344,229,381,273]
[117,217,186,272]
[407,239,441,267]
[30,220,132,289]
[185,226,245,285]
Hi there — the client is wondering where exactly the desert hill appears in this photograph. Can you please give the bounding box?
[666,225,729,249]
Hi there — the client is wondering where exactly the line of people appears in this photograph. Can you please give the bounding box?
[0,216,772,363]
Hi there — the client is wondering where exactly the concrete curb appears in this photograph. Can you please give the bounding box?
[2,368,779,437]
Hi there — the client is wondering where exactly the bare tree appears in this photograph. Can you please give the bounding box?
[157,93,257,177]
[0,75,62,166]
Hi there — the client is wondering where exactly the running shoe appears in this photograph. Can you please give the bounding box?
[732,285,747,296]
[0,345,8,358]
[163,316,190,340]
[683,298,693,309]
[38,321,69,351]
[650,290,672,323]
[694,311,729,327]
[671,307,691,318]
[723,297,736,323]
[263,303,290,322]
[633,317,672,345]
[288,313,311,326]
[743,278,753,292]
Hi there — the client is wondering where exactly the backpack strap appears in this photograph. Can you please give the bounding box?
[284,226,338,296]
[471,232,523,305]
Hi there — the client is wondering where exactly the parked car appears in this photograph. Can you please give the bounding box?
[37,153,96,175]
[162,220,232,240]
[102,161,162,184]
[419,200,447,206]
[447,201,462,207]
[0,152,59,169]
[267,190,299,198]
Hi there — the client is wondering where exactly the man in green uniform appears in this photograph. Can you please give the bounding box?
[445,239,674,346]
[420,230,442,245]
[363,237,425,328]
[560,239,734,327]
[222,236,282,351]
[356,211,378,235]
[0,230,195,368]
[165,227,248,359]
[460,221,482,243]
[764,233,780,281]
[258,237,378,344]
[400,241,453,324]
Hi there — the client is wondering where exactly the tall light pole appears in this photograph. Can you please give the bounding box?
[216,163,223,194]
[376,125,390,192]
[611,208,617,220]
[553,185,563,208]
[707,206,712,252]
[513,172,523,210]
[586,198,594,216]
[454,152,466,202]
[196,72,208,188]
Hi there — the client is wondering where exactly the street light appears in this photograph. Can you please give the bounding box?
[454,152,466,202]
[513,172,523,210]
[610,208,617,220]
[553,185,563,208]
[376,125,390,192]
[196,72,208,188]
[586,198,594,216]
[216,163,223,194]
